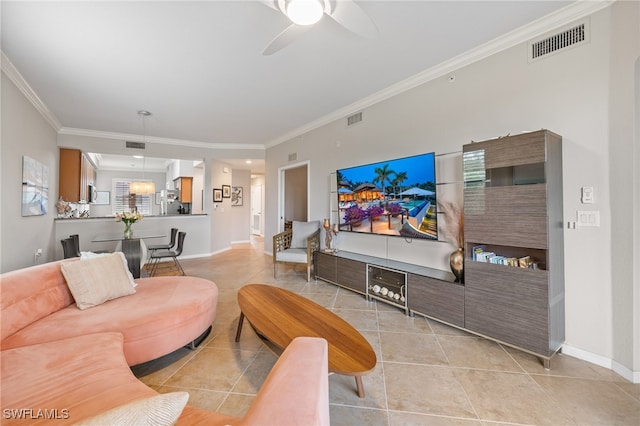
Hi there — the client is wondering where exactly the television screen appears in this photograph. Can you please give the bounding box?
[337,152,437,240]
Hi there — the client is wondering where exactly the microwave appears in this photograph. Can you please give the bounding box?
[88,185,97,203]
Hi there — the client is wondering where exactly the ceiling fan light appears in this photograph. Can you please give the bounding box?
[287,0,323,26]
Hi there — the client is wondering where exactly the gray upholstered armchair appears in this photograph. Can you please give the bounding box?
[273,221,321,282]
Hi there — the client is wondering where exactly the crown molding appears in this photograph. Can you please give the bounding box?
[58,127,265,151]
[265,0,615,148]
[1,51,62,131]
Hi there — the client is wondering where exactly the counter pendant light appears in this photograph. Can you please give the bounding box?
[129,110,155,195]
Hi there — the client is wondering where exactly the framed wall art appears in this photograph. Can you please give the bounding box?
[231,186,243,206]
[213,188,223,202]
[22,155,49,216]
[222,185,231,198]
[94,191,110,205]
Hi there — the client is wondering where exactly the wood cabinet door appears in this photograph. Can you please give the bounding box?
[315,251,337,283]
[407,274,464,327]
[59,148,81,202]
[337,257,366,294]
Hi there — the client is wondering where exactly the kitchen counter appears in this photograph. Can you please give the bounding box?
[54,213,208,220]
[54,214,211,261]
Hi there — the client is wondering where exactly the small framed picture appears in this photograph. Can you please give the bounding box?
[94,191,110,205]
[213,188,223,202]
[231,186,243,206]
[222,185,231,198]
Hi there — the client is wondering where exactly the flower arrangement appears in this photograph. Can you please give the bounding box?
[366,204,385,219]
[343,205,366,224]
[116,211,143,224]
[386,203,403,216]
[116,211,143,239]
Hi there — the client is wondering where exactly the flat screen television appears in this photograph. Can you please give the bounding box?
[336,152,437,240]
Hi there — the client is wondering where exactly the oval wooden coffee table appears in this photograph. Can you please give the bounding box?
[235,284,377,398]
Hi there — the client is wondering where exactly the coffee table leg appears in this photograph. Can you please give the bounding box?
[235,312,245,342]
[355,376,365,398]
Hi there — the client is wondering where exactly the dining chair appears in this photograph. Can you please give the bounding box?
[147,228,178,251]
[60,238,77,259]
[69,234,82,257]
[148,231,186,276]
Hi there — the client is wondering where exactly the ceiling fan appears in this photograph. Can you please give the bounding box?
[261,0,378,55]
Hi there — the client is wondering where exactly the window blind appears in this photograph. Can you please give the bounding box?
[112,179,152,215]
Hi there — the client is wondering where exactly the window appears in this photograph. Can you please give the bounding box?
[112,179,152,215]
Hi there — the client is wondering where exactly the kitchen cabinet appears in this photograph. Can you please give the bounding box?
[174,177,193,203]
[59,148,96,202]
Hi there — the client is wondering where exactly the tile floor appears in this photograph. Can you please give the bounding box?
[132,238,640,425]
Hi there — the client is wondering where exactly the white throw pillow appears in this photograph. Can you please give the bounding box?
[75,392,189,426]
[291,220,320,249]
[81,251,137,287]
[61,252,136,310]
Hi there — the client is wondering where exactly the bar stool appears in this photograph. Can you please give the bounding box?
[147,228,178,251]
[148,232,186,276]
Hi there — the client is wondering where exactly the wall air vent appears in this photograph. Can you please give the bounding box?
[126,141,146,150]
[529,21,588,62]
[288,152,297,162]
[347,112,362,126]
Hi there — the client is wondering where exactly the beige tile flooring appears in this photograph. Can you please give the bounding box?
[132,238,640,425]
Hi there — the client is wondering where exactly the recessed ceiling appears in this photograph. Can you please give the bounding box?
[2,1,576,154]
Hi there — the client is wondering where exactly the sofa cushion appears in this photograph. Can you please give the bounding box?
[291,221,320,248]
[0,333,158,424]
[81,251,137,287]
[275,248,308,263]
[76,392,189,425]
[0,259,76,341]
[61,252,136,310]
[1,276,218,366]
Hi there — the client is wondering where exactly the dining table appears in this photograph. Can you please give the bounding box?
[92,231,165,278]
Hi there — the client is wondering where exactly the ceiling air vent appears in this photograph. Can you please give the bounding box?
[529,21,588,62]
[347,112,362,126]
[126,141,146,150]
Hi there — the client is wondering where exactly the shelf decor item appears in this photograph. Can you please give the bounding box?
[116,211,143,239]
[439,200,465,283]
[323,219,333,251]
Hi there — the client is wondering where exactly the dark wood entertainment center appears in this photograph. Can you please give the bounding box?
[315,130,564,367]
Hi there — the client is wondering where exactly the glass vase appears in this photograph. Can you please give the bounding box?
[124,222,133,239]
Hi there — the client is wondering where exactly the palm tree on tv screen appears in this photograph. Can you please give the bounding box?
[390,171,407,198]
[372,164,395,200]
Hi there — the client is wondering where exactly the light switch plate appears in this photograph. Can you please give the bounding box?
[577,210,600,227]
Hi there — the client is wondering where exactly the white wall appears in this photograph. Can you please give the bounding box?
[1,73,58,272]
[265,3,639,379]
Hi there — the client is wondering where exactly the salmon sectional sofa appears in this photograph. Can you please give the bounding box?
[0,256,330,424]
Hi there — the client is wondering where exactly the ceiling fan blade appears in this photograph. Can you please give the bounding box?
[330,0,378,39]
[263,24,312,55]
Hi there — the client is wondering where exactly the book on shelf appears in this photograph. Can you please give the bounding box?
[518,256,532,268]
[471,245,486,261]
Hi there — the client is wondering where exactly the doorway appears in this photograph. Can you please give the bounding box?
[251,182,263,235]
[278,161,310,232]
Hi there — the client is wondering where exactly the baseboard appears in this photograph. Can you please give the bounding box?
[231,240,251,244]
[562,344,639,383]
